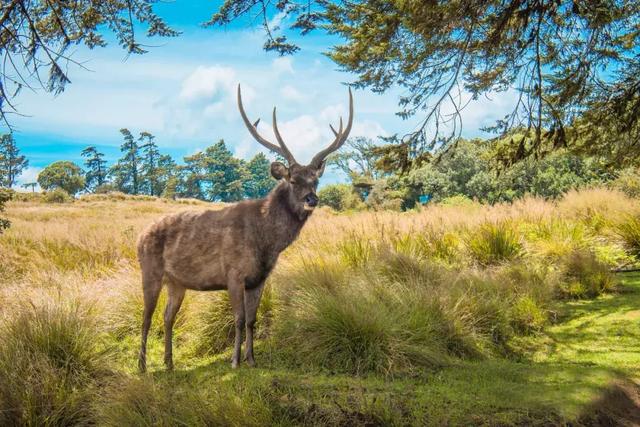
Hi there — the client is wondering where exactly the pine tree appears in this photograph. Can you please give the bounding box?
[0,134,28,188]
[180,152,207,200]
[244,152,275,199]
[81,146,107,191]
[111,128,141,194]
[203,140,248,202]
[139,131,161,196]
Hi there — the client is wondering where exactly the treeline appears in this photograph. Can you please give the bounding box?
[320,136,640,211]
[33,129,276,202]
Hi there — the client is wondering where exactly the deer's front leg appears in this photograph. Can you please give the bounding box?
[244,283,265,367]
[228,279,245,369]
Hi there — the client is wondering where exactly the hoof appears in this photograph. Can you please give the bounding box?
[246,358,256,368]
[231,359,240,369]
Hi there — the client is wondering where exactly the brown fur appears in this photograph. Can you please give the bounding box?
[137,165,321,371]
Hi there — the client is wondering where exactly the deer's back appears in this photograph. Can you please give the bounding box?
[138,201,265,290]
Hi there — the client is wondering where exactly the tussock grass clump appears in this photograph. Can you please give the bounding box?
[616,214,640,259]
[338,232,374,268]
[0,302,109,426]
[560,249,616,298]
[467,221,523,265]
[189,286,274,356]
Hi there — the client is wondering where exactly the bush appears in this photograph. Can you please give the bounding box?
[318,184,361,211]
[0,302,108,426]
[559,249,616,298]
[44,188,72,203]
[610,167,640,198]
[467,221,523,266]
[0,188,13,232]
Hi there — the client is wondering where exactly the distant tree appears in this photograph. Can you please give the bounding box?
[21,182,37,193]
[0,1,178,127]
[203,140,248,202]
[0,134,28,188]
[243,153,275,199]
[0,188,12,232]
[37,161,85,195]
[139,131,162,196]
[179,153,207,199]
[329,137,381,182]
[81,146,108,191]
[111,128,142,194]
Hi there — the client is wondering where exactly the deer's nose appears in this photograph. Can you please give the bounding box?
[305,193,319,207]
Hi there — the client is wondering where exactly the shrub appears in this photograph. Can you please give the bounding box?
[44,188,72,203]
[318,184,362,211]
[616,215,640,259]
[0,188,13,232]
[439,194,477,207]
[559,249,616,298]
[0,302,108,426]
[467,221,523,266]
[610,167,640,198]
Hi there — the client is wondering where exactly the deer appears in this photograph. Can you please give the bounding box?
[137,84,353,371]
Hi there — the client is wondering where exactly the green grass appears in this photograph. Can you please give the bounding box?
[94,273,639,426]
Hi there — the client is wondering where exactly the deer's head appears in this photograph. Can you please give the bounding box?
[237,84,353,213]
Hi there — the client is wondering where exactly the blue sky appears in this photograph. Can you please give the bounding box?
[4,0,517,188]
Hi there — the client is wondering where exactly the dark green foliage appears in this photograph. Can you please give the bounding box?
[406,138,608,205]
[210,1,640,161]
[37,161,85,195]
[110,128,142,195]
[0,187,12,232]
[203,140,248,202]
[318,183,360,211]
[0,133,28,188]
[81,146,108,191]
[244,153,275,199]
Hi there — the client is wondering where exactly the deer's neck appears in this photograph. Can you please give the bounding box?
[260,182,309,255]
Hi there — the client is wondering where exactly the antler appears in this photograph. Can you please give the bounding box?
[237,84,298,165]
[310,87,354,168]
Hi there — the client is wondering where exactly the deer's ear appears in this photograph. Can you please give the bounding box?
[270,162,290,180]
[315,161,326,178]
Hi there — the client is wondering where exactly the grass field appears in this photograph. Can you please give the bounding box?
[1,189,639,426]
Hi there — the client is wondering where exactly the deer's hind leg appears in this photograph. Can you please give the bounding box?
[138,253,164,373]
[244,283,265,367]
[228,276,246,369]
[163,282,186,370]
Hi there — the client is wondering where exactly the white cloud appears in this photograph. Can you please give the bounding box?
[272,57,294,75]
[281,85,305,102]
[179,66,236,103]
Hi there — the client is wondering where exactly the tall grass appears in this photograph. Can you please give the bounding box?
[0,188,637,422]
[467,221,523,266]
[0,301,108,426]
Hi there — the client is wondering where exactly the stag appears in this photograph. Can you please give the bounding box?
[137,84,353,371]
